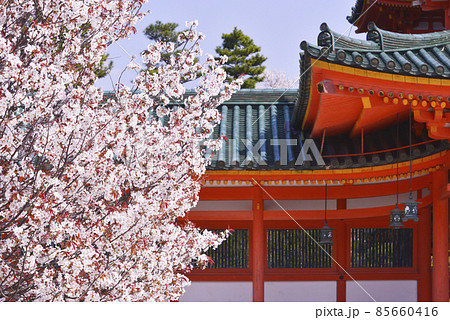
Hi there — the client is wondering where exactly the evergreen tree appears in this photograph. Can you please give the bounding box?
[215,27,267,89]
[95,54,113,78]
[144,21,185,65]
[144,20,180,43]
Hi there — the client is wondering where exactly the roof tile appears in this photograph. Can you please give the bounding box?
[302,23,450,78]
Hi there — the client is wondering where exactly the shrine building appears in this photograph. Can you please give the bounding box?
[179,0,450,302]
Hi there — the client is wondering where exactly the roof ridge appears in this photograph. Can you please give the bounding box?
[304,39,450,54]
[367,22,450,51]
[317,22,450,52]
[300,23,450,78]
[318,22,380,51]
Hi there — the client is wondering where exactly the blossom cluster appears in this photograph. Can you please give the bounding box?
[0,0,241,301]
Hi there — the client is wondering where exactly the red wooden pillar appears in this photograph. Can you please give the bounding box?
[431,169,449,302]
[252,186,264,302]
[446,8,450,30]
[336,199,347,302]
[417,206,432,301]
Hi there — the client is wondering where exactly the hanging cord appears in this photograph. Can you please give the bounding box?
[396,113,399,206]
[324,183,328,224]
[409,102,413,193]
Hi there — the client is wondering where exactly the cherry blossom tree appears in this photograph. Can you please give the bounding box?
[255,69,297,89]
[0,0,240,301]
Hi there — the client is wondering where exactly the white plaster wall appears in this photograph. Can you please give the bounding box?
[264,281,337,302]
[264,199,336,211]
[347,192,417,209]
[190,200,252,211]
[422,187,430,197]
[179,281,252,302]
[346,280,417,302]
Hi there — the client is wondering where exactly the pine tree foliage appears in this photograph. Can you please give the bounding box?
[144,21,180,43]
[215,27,267,89]
[95,54,114,79]
[144,21,186,65]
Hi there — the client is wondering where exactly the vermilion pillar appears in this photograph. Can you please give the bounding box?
[431,169,449,302]
[252,186,264,302]
[446,8,450,30]
[417,206,432,301]
[336,199,347,302]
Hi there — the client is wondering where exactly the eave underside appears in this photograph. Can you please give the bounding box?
[295,59,450,141]
[347,0,448,33]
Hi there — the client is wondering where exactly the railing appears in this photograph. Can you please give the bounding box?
[205,229,249,269]
[267,229,332,269]
[350,228,413,268]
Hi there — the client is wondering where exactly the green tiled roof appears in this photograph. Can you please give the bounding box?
[103,89,447,171]
[202,91,447,171]
[366,22,450,50]
[207,101,300,170]
[302,22,450,78]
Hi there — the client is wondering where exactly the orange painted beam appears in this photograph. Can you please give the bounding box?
[336,199,347,210]
[264,273,340,282]
[316,65,450,98]
[198,187,255,200]
[259,179,430,200]
[263,197,431,221]
[428,126,450,140]
[187,270,423,282]
[185,211,253,221]
[204,152,447,182]
[187,194,432,222]
[411,106,450,140]
[199,176,431,201]
[263,272,420,281]
[413,108,450,123]
[187,274,252,281]
[340,273,421,281]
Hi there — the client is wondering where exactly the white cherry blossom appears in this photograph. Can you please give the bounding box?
[0,0,241,301]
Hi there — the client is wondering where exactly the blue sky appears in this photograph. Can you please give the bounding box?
[96,0,364,91]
